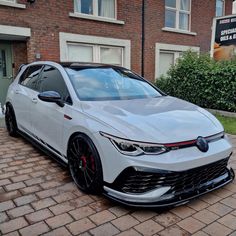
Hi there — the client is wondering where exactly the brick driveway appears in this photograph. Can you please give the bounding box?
[0,128,236,236]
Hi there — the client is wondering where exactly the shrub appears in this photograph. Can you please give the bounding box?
[156,51,236,112]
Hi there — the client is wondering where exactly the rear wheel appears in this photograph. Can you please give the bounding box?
[68,134,103,194]
[5,104,18,137]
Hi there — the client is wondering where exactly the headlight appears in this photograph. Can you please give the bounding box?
[100,132,168,156]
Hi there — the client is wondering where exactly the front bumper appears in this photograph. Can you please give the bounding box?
[103,157,235,207]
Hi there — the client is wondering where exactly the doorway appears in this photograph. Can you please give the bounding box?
[0,43,13,108]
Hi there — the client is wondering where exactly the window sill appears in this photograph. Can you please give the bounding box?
[162,27,197,36]
[0,0,26,9]
[69,12,125,25]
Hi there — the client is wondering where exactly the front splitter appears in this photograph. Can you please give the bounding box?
[103,168,235,208]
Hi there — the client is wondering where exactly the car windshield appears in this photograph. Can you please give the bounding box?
[65,67,162,101]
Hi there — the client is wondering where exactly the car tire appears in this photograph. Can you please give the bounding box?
[68,133,103,194]
[5,104,18,137]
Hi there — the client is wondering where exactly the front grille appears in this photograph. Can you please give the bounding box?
[111,158,229,194]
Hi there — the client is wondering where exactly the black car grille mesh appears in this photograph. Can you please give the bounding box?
[112,158,229,194]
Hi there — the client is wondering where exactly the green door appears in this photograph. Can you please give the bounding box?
[0,43,13,107]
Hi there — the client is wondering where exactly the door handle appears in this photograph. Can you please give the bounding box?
[15,90,20,94]
[32,98,38,104]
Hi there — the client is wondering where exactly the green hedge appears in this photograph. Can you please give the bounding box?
[156,51,236,112]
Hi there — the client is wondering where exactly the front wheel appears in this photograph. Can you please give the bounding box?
[68,134,103,194]
[5,104,18,137]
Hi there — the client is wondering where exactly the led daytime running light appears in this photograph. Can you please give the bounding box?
[100,132,167,156]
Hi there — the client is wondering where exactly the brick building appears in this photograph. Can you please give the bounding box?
[0,0,233,105]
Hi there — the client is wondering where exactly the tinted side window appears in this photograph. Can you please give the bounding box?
[39,66,71,104]
[19,65,43,91]
[19,67,29,84]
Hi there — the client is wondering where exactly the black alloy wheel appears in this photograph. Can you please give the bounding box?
[68,134,103,194]
[5,105,18,137]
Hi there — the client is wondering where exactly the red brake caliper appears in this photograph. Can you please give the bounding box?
[90,155,95,171]
[80,156,87,169]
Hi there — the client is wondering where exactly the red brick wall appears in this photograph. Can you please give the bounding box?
[0,0,233,80]
[12,42,27,76]
[225,0,233,15]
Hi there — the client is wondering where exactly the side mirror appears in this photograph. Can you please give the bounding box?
[38,91,65,107]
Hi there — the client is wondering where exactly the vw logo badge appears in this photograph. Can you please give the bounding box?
[196,137,209,152]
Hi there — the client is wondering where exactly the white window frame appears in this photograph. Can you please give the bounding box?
[74,0,117,19]
[0,0,25,8]
[0,25,31,40]
[164,0,192,32]
[69,0,124,25]
[233,1,236,14]
[155,43,200,79]
[59,32,130,68]
[215,0,225,17]
[67,42,124,66]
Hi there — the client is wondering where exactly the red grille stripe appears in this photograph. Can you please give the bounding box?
[165,140,196,148]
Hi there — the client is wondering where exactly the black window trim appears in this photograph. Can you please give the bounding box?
[40,64,73,106]
[18,64,44,91]
[18,64,73,106]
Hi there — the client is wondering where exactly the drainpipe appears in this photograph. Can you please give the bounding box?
[141,0,145,77]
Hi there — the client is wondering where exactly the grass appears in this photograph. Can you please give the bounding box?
[215,114,236,135]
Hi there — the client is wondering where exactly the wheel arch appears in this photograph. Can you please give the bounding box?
[5,101,13,109]
[5,102,17,120]
[5,101,18,137]
[66,131,104,193]
[67,131,83,156]
[66,131,102,163]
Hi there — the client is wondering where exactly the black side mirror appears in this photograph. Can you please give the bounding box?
[38,91,65,107]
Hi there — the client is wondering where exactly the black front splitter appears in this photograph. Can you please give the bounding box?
[103,168,235,208]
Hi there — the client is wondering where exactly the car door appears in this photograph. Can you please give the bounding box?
[12,65,43,134]
[31,65,72,155]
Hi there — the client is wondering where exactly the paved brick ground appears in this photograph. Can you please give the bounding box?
[0,128,235,236]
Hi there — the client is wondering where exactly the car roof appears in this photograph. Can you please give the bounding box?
[59,62,125,70]
[17,61,127,75]
[22,61,126,71]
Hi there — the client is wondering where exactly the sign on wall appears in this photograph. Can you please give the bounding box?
[211,15,236,60]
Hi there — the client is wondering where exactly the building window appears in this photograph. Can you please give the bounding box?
[155,43,200,78]
[159,51,182,77]
[100,46,123,65]
[68,44,93,63]
[59,33,131,68]
[74,0,116,19]
[165,0,191,31]
[216,0,225,17]
[67,43,123,66]
[0,0,26,8]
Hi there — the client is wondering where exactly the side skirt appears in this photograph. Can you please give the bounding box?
[18,130,68,168]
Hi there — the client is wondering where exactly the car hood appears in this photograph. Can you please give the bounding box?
[81,96,223,143]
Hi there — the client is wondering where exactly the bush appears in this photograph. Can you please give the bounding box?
[156,51,236,112]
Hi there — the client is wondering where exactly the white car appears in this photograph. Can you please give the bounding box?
[5,61,234,207]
